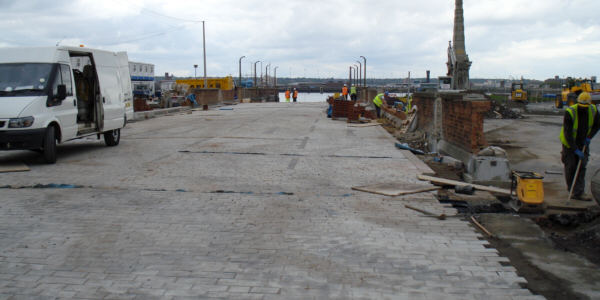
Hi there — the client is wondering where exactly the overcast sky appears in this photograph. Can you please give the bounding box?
[0,0,599,80]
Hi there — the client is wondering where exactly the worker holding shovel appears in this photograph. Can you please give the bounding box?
[560,92,600,201]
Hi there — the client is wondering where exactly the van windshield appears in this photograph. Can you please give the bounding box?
[0,63,53,97]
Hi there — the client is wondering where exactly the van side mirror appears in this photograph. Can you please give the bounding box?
[57,84,67,101]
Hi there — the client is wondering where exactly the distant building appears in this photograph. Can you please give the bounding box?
[129,61,155,98]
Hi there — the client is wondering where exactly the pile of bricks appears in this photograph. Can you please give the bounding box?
[347,104,362,121]
[332,100,354,119]
[348,103,376,121]
[382,105,407,120]
[133,98,152,111]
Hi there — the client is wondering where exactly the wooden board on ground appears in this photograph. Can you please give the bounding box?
[352,182,439,197]
[546,205,589,212]
[0,162,30,173]
[417,174,511,195]
[347,122,381,128]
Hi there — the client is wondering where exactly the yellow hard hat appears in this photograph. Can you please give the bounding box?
[578,92,592,104]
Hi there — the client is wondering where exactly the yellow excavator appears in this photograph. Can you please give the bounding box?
[510,82,528,104]
[555,78,600,108]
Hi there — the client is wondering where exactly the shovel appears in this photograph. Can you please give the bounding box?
[567,145,586,204]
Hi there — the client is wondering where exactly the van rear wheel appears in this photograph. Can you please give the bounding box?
[104,129,120,146]
[43,126,57,164]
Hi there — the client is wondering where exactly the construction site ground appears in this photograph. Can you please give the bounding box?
[0,102,540,299]
[391,101,600,299]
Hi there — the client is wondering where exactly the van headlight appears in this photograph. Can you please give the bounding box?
[8,116,34,128]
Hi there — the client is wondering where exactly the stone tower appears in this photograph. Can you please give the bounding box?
[446,0,471,90]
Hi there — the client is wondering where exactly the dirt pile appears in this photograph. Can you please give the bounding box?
[485,101,523,119]
[536,206,600,265]
[394,131,428,152]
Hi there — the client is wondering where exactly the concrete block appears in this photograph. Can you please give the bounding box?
[465,156,511,188]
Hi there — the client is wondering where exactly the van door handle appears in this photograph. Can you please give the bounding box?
[73,99,77,106]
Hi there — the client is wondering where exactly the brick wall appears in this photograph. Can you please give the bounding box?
[192,88,221,105]
[412,92,490,154]
[412,92,436,131]
[442,97,490,154]
[221,89,235,101]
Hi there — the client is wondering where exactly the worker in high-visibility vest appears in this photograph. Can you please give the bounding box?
[292,88,298,102]
[372,91,388,118]
[285,88,291,102]
[342,84,349,100]
[350,84,357,101]
[559,92,600,201]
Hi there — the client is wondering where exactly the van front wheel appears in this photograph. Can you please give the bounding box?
[104,129,120,146]
[43,126,57,164]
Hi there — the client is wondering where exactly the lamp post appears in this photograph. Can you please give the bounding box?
[253,61,260,87]
[360,56,366,87]
[348,66,352,86]
[202,21,207,89]
[354,65,359,86]
[355,61,362,86]
[194,64,198,80]
[238,56,245,87]
[273,66,278,87]
[265,63,270,87]
[260,61,263,86]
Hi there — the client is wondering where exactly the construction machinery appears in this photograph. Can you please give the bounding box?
[555,77,600,108]
[510,82,528,104]
[509,171,545,213]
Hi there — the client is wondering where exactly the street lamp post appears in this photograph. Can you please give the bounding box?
[260,61,263,86]
[194,64,198,80]
[360,56,366,87]
[354,65,359,86]
[348,66,352,86]
[202,21,207,89]
[355,61,362,87]
[238,56,245,87]
[273,66,278,87]
[254,61,260,87]
[265,64,270,87]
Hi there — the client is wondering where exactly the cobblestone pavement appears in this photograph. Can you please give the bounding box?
[0,102,543,299]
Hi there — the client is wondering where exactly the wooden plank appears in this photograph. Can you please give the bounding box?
[417,174,511,195]
[471,216,495,238]
[352,182,439,197]
[0,162,30,173]
[347,122,381,128]
[546,205,589,212]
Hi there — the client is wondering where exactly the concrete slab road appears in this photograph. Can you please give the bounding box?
[0,102,541,299]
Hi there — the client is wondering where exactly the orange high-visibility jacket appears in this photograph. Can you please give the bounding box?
[342,86,348,96]
[285,90,291,98]
[293,90,298,98]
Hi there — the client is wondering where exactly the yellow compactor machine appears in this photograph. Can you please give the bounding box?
[509,171,545,213]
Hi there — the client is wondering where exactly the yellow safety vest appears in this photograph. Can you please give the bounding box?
[350,86,357,95]
[373,94,383,107]
[560,104,597,148]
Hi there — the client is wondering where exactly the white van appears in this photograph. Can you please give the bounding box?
[0,46,131,163]
[117,52,134,121]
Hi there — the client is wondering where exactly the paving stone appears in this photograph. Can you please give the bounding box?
[0,103,536,299]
